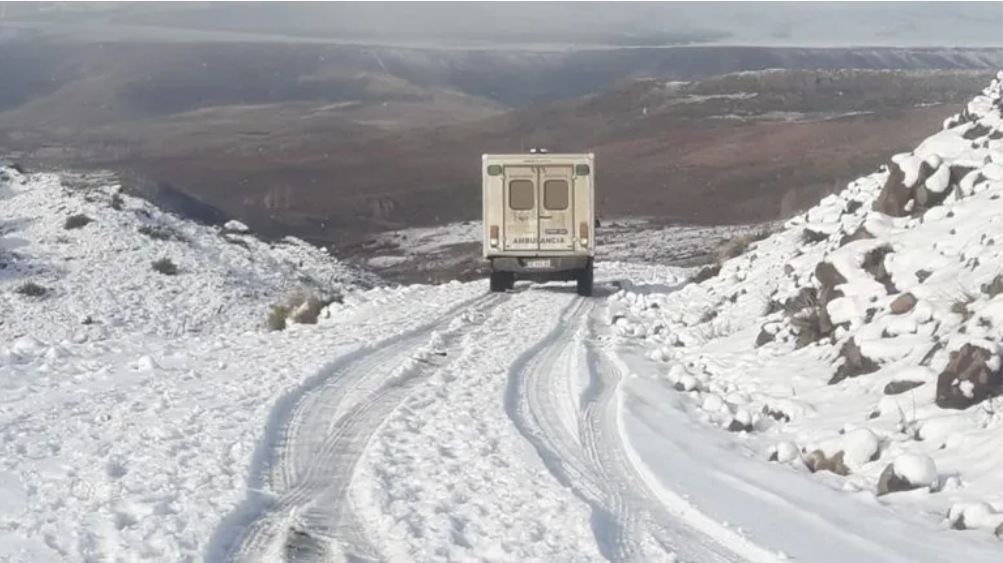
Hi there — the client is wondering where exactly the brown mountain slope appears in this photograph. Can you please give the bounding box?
[93,69,992,243]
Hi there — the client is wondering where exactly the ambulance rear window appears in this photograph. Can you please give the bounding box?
[543,180,568,210]
[509,180,534,210]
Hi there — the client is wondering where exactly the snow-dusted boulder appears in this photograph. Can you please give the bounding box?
[768,441,800,464]
[889,292,917,315]
[674,373,699,392]
[877,453,938,495]
[874,152,980,218]
[841,428,881,469]
[135,355,160,371]
[755,322,780,347]
[815,261,846,308]
[947,502,1003,531]
[873,156,932,217]
[935,344,1002,410]
[726,407,754,432]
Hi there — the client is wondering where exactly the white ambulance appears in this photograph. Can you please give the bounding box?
[482,152,596,296]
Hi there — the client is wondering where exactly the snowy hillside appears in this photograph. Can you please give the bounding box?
[611,71,1003,541]
[0,169,410,560]
[0,169,376,342]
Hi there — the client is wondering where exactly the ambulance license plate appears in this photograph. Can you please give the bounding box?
[525,259,552,269]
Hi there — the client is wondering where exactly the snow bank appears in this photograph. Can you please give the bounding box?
[610,71,1003,539]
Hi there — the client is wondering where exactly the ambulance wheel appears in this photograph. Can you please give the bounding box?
[576,263,593,297]
[490,271,514,292]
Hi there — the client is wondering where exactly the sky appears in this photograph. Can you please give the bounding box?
[1,2,1001,48]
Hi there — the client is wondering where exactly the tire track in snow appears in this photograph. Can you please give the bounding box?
[585,324,762,563]
[598,339,785,563]
[504,299,653,561]
[506,299,768,562]
[348,289,613,562]
[211,291,506,562]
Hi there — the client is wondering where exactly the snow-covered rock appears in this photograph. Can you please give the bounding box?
[947,502,1003,531]
[841,428,881,470]
[877,453,938,495]
[769,441,801,464]
[935,343,1002,410]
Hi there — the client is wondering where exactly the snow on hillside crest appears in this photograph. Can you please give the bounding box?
[611,71,1003,539]
[0,168,375,342]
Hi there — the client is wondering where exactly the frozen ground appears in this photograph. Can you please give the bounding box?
[3,73,1003,562]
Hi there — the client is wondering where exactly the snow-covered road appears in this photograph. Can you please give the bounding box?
[197,276,790,561]
[213,276,781,562]
[213,274,1002,563]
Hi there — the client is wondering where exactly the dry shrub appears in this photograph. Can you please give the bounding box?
[716,228,772,263]
[268,305,291,331]
[16,282,48,297]
[267,290,340,331]
[139,224,186,242]
[152,257,178,275]
[691,264,721,283]
[781,287,823,348]
[289,293,328,325]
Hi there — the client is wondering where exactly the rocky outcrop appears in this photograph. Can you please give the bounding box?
[755,324,777,347]
[873,159,919,217]
[982,274,1003,298]
[884,380,924,395]
[813,261,846,340]
[948,165,977,199]
[838,224,874,247]
[935,344,1003,409]
[802,228,829,244]
[872,156,974,218]
[831,338,879,384]
[861,246,896,294]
